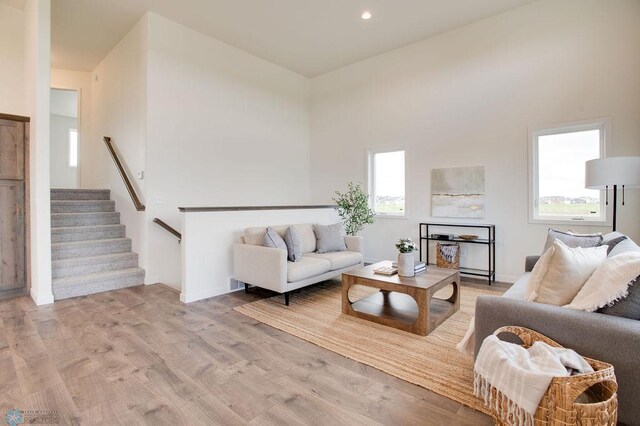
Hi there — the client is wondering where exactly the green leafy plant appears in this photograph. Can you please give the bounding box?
[333,182,375,236]
[396,238,418,253]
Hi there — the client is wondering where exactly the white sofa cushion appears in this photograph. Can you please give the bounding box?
[527,240,608,305]
[287,257,331,282]
[304,251,363,271]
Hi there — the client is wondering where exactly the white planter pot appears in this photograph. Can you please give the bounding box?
[398,252,414,277]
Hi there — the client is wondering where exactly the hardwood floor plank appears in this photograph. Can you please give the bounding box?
[0,281,494,425]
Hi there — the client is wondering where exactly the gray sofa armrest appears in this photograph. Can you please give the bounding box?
[474,295,640,425]
[524,255,540,272]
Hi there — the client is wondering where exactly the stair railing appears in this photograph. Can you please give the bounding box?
[153,218,182,244]
[103,136,145,211]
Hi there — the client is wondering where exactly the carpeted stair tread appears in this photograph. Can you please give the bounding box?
[52,252,139,279]
[51,212,120,227]
[51,238,131,260]
[51,200,116,213]
[51,224,126,243]
[51,189,111,200]
[53,267,144,286]
[52,268,145,300]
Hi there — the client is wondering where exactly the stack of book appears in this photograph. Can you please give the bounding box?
[391,260,427,274]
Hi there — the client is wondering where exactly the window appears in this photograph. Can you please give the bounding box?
[529,120,607,224]
[368,149,405,216]
[68,129,78,168]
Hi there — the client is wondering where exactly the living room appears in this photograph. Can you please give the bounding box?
[0,0,639,424]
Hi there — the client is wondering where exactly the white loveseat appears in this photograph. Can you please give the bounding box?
[233,223,364,305]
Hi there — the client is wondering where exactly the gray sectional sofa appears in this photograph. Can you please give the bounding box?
[474,232,640,425]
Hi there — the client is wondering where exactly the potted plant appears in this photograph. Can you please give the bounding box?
[333,182,375,236]
[396,238,418,277]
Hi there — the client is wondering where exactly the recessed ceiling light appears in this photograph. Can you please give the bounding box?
[361,11,372,20]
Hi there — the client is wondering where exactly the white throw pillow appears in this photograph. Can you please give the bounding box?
[526,240,607,306]
[524,244,556,301]
[564,252,640,312]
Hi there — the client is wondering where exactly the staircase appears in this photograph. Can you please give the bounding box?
[50,189,145,300]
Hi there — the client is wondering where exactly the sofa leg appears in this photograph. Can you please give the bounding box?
[244,283,249,294]
[284,292,290,306]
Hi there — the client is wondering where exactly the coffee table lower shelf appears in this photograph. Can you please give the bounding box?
[342,262,460,336]
[350,291,456,330]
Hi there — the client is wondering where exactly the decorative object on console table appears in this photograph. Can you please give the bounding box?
[420,222,495,284]
[395,238,418,277]
[585,156,640,231]
[436,243,460,269]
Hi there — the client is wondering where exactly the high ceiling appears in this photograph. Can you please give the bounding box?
[45,0,537,77]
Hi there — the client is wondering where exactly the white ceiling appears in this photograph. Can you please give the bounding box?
[50,0,536,77]
[50,89,78,118]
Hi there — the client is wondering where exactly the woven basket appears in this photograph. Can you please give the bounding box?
[490,326,618,426]
[436,242,460,269]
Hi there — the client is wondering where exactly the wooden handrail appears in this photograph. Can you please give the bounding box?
[103,136,145,211]
[153,218,182,243]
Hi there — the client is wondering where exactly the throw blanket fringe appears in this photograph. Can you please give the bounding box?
[474,373,533,426]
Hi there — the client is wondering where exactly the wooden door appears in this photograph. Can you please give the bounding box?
[0,181,25,291]
[0,118,25,180]
[0,116,27,296]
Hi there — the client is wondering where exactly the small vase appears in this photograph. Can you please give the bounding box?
[398,252,414,277]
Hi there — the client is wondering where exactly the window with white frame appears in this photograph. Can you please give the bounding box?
[68,129,78,168]
[529,120,606,223]
[368,149,405,216]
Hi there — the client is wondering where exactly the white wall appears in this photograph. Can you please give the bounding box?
[88,15,149,276]
[309,0,640,282]
[145,13,311,289]
[50,114,78,188]
[181,208,338,302]
[51,69,92,188]
[0,2,25,115]
[24,0,53,305]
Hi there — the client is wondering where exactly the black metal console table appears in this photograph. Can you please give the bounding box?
[419,222,496,285]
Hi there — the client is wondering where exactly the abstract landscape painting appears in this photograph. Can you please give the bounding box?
[431,166,485,218]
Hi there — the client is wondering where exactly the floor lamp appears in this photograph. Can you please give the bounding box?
[585,157,640,231]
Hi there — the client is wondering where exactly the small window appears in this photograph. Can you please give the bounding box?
[529,120,606,224]
[69,129,78,168]
[368,149,405,216]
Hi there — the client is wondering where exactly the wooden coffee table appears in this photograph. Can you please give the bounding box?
[342,261,460,336]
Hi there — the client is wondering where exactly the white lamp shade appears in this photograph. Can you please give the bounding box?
[585,157,640,189]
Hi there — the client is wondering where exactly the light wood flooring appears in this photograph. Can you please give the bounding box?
[0,280,506,425]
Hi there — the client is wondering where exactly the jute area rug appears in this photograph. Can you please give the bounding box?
[234,281,502,416]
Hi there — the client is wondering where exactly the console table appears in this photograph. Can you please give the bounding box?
[419,222,495,285]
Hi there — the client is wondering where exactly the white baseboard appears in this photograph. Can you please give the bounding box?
[144,275,160,285]
[180,285,228,303]
[31,289,54,306]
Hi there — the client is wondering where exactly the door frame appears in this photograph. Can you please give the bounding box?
[50,87,82,188]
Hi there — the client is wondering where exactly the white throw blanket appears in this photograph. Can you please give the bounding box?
[474,335,594,426]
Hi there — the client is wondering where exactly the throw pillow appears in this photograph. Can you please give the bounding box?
[564,252,640,312]
[263,227,287,251]
[313,223,347,253]
[283,226,302,262]
[542,229,603,254]
[527,240,607,306]
[598,279,640,320]
[600,232,628,254]
[524,245,556,301]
